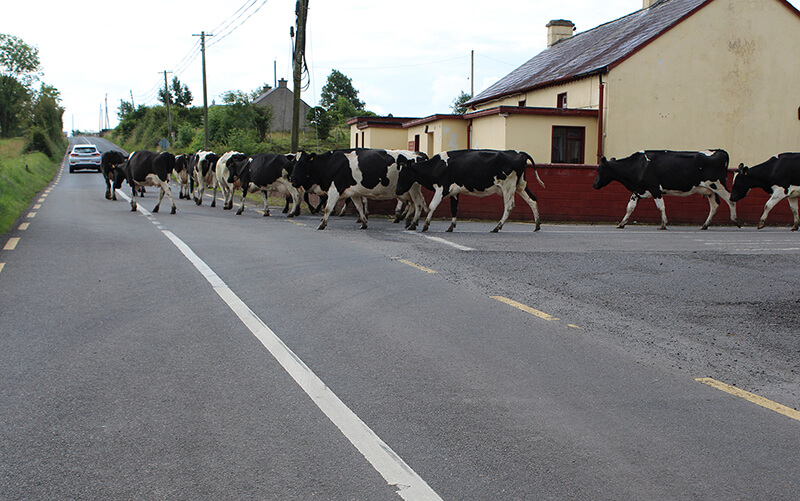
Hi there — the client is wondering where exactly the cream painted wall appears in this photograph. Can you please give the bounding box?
[350,126,409,150]
[475,76,600,111]
[605,0,800,165]
[406,119,468,155]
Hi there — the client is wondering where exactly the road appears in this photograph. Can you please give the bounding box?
[1,137,799,500]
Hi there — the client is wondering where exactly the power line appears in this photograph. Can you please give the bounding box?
[209,0,270,48]
[315,55,469,72]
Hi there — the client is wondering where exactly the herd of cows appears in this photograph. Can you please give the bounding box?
[98,147,800,232]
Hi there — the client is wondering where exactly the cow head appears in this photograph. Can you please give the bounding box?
[226,154,251,185]
[396,154,440,196]
[730,163,752,202]
[290,151,316,189]
[593,153,647,190]
[173,154,189,173]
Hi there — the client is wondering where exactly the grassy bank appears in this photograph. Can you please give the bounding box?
[0,138,61,235]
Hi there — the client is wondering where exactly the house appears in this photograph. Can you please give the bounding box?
[349,0,800,225]
[353,0,800,165]
[253,78,311,132]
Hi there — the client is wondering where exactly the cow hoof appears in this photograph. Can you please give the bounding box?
[446,227,454,233]
[700,225,709,231]
[757,222,766,229]
[152,206,159,213]
[658,226,667,230]
[211,201,216,208]
[130,206,137,212]
[792,226,799,231]
[317,223,327,230]
[235,210,243,216]
[360,223,368,230]
[263,212,270,217]
[534,223,541,232]
[421,225,429,233]
[617,224,626,229]
[171,207,177,214]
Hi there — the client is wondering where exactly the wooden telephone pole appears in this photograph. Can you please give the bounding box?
[162,70,173,142]
[193,31,214,150]
[291,0,309,153]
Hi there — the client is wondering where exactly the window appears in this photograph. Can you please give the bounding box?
[518,99,526,107]
[551,126,585,164]
[557,92,567,109]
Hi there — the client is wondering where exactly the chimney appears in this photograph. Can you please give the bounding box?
[278,78,288,88]
[546,19,575,47]
[643,0,659,7]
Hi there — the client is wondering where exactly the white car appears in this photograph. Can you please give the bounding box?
[69,144,102,173]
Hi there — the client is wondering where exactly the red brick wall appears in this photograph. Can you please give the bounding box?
[419,164,795,227]
[344,164,795,227]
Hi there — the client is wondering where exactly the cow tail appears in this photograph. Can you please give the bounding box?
[521,151,546,189]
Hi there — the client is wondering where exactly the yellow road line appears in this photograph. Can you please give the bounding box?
[0,263,4,275]
[567,324,584,330]
[696,377,800,423]
[26,212,36,218]
[491,296,559,321]
[286,220,307,227]
[3,238,20,251]
[18,223,30,230]
[390,257,437,274]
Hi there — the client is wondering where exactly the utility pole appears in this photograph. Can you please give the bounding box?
[130,90,135,108]
[470,50,474,97]
[104,93,110,130]
[193,31,214,150]
[162,70,173,142]
[291,0,309,153]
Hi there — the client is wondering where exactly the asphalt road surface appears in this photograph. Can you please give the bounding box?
[1,137,799,500]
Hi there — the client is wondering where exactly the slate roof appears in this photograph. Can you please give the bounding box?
[468,0,709,106]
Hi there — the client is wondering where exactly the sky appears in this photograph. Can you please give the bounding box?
[3,0,796,134]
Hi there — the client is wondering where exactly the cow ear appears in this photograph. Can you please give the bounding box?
[737,163,748,174]
[610,157,616,162]
[309,153,316,160]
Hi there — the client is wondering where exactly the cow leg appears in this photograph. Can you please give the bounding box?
[282,196,291,213]
[618,194,640,228]
[235,187,246,215]
[518,186,541,231]
[261,191,270,217]
[713,186,740,227]
[492,182,518,233]
[319,188,341,230]
[700,194,720,230]
[758,191,786,229]
[154,178,177,214]
[129,183,138,212]
[393,200,405,223]
[405,185,426,231]
[654,197,668,230]
[351,197,369,229]
[788,197,799,231]
[422,187,445,232]
[446,196,459,232]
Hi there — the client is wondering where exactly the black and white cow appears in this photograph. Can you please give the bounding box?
[226,153,300,217]
[191,150,219,206]
[396,149,544,233]
[101,150,128,200]
[215,151,246,210]
[592,149,738,230]
[732,153,800,230]
[291,148,426,230]
[114,150,177,214]
[173,154,193,200]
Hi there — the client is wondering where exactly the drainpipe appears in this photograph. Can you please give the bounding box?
[467,117,473,149]
[596,74,605,163]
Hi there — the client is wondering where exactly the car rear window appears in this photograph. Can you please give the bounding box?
[74,147,97,154]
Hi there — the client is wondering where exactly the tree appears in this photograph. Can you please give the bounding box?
[320,69,364,111]
[0,34,41,138]
[451,91,472,115]
[158,76,192,107]
[306,106,333,140]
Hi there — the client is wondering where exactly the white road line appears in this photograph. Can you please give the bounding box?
[119,190,441,500]
[407,231,475,251]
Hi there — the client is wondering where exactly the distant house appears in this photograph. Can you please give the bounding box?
[253,78,311,132]
[351,0,800,167]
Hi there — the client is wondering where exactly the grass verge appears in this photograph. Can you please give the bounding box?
[0,138,61,235]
